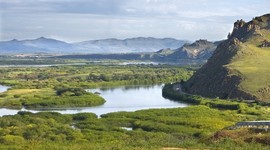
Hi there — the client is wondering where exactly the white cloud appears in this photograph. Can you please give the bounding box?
[0,0,269,42]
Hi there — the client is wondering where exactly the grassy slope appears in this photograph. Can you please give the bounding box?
[227,29,270,101]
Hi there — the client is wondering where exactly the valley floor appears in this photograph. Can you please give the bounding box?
[0,63,269,149]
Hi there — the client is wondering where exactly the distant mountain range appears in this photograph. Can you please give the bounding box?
[0,36,220,64]
[74,37,188,53]
[0,37,73,54]
[58,39,219,62]
[0,37,188,54]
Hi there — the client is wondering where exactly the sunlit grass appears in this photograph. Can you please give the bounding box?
[226,34,270,100]
[5,89,45,95]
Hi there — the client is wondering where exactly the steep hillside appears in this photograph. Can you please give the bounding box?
[184,14,270,101]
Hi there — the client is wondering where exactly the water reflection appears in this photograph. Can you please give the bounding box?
[0,85,188,117]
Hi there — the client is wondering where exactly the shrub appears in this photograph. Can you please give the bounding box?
[0,135,24,145]
[56,87,87,96]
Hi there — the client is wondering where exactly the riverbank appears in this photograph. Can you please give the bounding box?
[0,85,188,117]
[162,83,270,112]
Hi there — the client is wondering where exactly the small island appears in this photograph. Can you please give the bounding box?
[0,87,105,109]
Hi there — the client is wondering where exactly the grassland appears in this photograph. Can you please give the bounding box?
[227,30,270,101]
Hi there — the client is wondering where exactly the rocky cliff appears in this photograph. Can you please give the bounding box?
[184,14,270,101]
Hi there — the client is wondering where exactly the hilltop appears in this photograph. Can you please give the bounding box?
[165,39,217,60]
[0,37,187,54]
[184,14,270,101]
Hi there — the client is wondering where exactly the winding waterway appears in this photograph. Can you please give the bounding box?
[0,84,188,117]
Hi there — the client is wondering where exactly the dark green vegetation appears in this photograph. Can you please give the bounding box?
[0,64,192,89]
[163,83,269,117]
[1,101,270,149]
[0,64,192,108]
[184,14,270,101]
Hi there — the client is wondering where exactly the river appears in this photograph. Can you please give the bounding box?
[0,85,9,93]
[0,84,188,117]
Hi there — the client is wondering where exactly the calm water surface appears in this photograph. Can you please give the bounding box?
[0,85,9,93]
[0,85,188,117]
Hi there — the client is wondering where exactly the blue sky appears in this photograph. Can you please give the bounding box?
[0,0,269,42]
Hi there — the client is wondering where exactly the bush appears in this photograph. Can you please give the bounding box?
[56,87,87,96]
[162,83,200,104]
[0,93,7,97]
[14,94,21,98]
[0,135,24,145]
[72,113,97,121]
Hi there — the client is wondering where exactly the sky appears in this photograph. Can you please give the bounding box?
[0,0,269,42]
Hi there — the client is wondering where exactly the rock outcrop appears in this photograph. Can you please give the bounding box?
[184,14,270,101]
[260,40,270,47]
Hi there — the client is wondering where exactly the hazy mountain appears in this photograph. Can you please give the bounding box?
[184,14,270,101]
[73,37,188,53]
[21,37,73,53]
[0,39,46,54]
[57,39,219,64]
[0,37,73,54]
[0,37,187,54]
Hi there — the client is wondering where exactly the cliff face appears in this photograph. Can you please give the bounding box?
[184,14,270,101]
